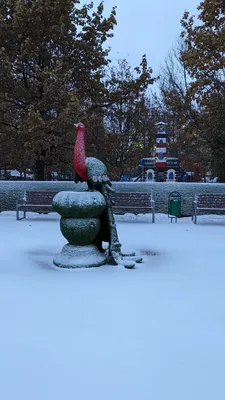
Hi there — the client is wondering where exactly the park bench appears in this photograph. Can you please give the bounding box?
[192,193,225,224]
[111,192,155,223]
[16,190,155,223]
[16,190,58,220]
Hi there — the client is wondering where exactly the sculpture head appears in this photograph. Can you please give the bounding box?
[74,122,85,132]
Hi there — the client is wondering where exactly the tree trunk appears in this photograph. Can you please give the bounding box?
[46,172,52,181]
[35,159,45,181]
[218,174,225,183]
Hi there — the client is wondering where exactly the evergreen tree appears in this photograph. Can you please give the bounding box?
[0,0,116,179]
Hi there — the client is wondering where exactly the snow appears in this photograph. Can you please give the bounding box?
[2,180,225,216]
[0,211,225,400]
[52,190,106,217]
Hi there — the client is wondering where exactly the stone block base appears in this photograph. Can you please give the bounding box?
[53,244,107,269]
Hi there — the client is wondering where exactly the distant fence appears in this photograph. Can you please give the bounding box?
[1,180,225,216]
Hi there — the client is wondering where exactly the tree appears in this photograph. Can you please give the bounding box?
[158,40,205,166]
[180,0,225,180]
[181,0,225,101]
[200,93,225,181]
[0,0,117,179]
[85,58,156,179]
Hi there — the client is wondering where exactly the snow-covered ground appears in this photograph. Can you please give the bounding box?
[0,211,225,400]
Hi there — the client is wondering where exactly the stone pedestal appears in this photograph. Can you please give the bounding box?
[52,191,107,268]
[53,244,107,269]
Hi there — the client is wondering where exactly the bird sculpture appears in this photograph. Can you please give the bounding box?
[73,122,111,190]
[73,123,142,268]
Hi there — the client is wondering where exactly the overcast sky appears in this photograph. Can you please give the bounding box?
[96,0,200,77]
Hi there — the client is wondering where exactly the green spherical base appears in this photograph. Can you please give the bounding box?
[53,244,107,269]
[60,217,100,245]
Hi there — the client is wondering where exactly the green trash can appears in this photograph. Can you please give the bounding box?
[168,191,181,222]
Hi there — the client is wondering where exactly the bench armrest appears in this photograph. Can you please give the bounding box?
[150,199,155,208]
[16,198,26,206]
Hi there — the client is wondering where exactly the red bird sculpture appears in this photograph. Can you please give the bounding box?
[73,122,111,190]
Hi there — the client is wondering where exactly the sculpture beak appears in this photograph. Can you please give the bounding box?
[74,122,85,129]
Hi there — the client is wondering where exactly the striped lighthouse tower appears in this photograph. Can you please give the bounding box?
[155,122,168,168]
[137,121,180,182]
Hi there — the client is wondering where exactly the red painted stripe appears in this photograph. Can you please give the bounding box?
[74,126,88,180]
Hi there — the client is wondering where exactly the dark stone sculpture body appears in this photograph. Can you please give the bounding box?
[53,123,142,269]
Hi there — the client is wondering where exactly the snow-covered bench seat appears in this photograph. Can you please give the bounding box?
[192,193,225,224]
[111,192,155,223]
[16,191,58,220]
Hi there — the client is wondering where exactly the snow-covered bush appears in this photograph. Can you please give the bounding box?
[1,181,225,216]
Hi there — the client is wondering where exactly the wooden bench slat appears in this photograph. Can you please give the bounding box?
[16,191,59,220]
[192,193,225,223]
[197,207,225,211]
[111,192,155,222]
